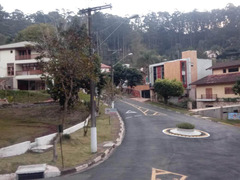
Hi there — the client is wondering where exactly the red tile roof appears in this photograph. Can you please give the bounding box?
[101,63,111,68]
[191,72,240,86]
[207,60,240,70]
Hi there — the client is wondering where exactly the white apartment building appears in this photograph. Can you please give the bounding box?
[0,41,48,90]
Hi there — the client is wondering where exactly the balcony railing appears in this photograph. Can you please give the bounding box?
[199,94,217,101]
[15,54,39,60]
[16,70,42,76]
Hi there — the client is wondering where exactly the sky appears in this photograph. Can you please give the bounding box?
[0,0,240,17]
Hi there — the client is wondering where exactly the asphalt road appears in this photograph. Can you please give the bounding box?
[52,98,240,180]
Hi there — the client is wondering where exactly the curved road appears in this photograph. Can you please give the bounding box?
[53,98,240,180]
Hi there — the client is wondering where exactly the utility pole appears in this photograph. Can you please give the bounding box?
[79,4,112,153]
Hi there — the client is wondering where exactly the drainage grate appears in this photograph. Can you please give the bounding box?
[18,172,44,180]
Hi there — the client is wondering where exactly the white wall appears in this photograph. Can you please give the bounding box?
[197,59,212,80]
[0,141,30,158]
[0,49,15,77]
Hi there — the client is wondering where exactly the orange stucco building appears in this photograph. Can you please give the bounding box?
[149,50,212,100]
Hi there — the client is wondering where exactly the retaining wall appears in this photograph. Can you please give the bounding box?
[0,141,31,158]
[191,104,240,120]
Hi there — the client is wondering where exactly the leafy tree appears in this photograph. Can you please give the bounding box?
[113,64,126,86]
[125,68,143,88]
[36,23,97,121]
[113,64,143,88]
[154,79,184,104]
[96,72,108,111]
[232,79,240,96]
[15,23,56,42]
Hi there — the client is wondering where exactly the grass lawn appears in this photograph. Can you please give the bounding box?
[0,104,119,174]
[0,90,50,103]
[0,91,90,148]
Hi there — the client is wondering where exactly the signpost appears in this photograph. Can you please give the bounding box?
[105,108,117,124]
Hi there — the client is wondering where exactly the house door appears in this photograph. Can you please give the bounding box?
[206,88,212,99]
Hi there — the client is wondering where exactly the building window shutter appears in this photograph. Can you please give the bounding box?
[225,87,234,94]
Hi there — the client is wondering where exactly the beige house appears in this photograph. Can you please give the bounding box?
[191,60,240,108]
[0,41,48,90]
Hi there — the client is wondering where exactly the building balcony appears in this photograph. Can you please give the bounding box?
[16,70,42,76]
[15,54,39,60]
[197,94,217,101]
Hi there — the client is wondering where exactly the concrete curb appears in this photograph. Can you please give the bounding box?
[62,111,125,176]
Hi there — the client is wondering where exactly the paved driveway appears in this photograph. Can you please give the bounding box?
[52,98,240,180]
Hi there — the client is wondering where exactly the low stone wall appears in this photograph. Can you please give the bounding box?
[197,101,240,109]
[191,104,240,120]
[0,141,31,158]
[35,133,57,147]
[63,116,90,135]
[0,116,90,158]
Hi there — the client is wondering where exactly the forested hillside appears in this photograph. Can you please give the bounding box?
[0,3,240,67]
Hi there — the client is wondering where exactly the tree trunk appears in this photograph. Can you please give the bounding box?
[83,118,90,137]
[164,97,168,104]
[52,134,59,162]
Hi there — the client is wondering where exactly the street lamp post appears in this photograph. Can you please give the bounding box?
[111,53,133,108]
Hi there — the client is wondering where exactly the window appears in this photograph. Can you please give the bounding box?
[182,75,186,84]
[153,67,157,82]
[228,67,238,73]
[161,66,164,79]
[225,87,234,94]
[7,63,14,76]
[223,69,226,73]
[181,62,186,71]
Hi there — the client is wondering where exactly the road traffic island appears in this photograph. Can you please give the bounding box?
[162,128,210,138]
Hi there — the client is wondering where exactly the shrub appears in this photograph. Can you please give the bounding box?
[176,122,195,129]
[62,134,71,140]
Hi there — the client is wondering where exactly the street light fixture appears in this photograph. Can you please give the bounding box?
[111,52,133,108]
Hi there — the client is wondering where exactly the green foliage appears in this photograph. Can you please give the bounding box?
[154,79,184,104]
[125,68,143,88]
[113,64,143,88]
[37,22,98,110]
[233,79,240,96]
[1,4,240,63]
[177,98,190,109]
[0,90,50,103]
[62,134,71,140]
[15,23,56,43]
[176,122,195,129]
[96,72,108,97]
[222,98,238,102]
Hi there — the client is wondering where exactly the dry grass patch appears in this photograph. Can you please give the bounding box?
[0,104,120,174]
[0,103,89,148]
